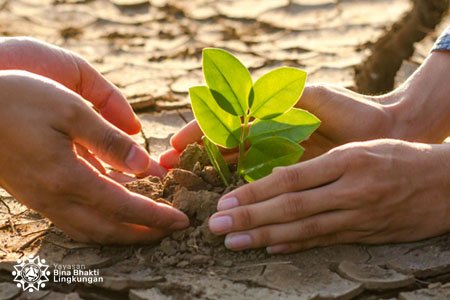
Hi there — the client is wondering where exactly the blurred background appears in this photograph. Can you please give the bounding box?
[0,0,448,159]
[0,1,449,295]
[1,0,448,111]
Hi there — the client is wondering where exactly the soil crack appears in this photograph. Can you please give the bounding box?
[355,0,449,94]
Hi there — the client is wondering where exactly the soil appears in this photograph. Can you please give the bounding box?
[126,143,267,269]
[1,1,449,299]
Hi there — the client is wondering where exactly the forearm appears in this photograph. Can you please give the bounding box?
[389,48,450,143]
[433,142,450,230]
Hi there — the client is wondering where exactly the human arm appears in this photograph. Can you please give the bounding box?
[160,32,450,167]
[206,28,450,252]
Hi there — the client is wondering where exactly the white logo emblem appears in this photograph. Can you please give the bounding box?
[12,255,50,292]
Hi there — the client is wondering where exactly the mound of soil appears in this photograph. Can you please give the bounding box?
[125,144,268,268]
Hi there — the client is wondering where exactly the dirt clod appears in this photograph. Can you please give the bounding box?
[126,144,226,268]
[170,168,210,191]
[179,143,210,172]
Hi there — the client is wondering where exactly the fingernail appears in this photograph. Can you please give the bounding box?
[126,145,150,173]
[225,234,252,250]
[266,244,289,254]
[209,215,232,234]
[217,197,239,211]
[137,158,167,179]
[169,218,190,230]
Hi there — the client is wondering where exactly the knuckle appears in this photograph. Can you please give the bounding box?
[97,127,129,160]
[59,100,84,128]
[282,194,304,219]
[257,228,274,246]
[299,220,321,239]
[331,144,367,169]
[331,186,360,205]
[236,207,254,229]
[239,186,259,204]
[277,167,300,191]
[349,147,370,166]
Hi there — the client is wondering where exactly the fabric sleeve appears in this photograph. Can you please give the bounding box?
[432,26,450,52]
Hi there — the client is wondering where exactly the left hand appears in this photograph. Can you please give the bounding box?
[0,37,166,177]
[0,37,139,134]
[208,139,450,253]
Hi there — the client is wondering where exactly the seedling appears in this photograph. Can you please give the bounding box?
[190,48,320,185]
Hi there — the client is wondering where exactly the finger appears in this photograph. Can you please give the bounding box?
[107,170,136,184]
[217,150,346,210]
[170,120,204,152]
[74,143,106,174]
[76,57,141,134]
[51,204,170,245]
[266,231,358,254]
[300,133,336,161]
[63,99,151,174]
[223,152,239,164]
[136,158,168,178]
[159,148,181,169]
[297,84,356,122]
[223,210,354,251]
[209,183,344,235]
[160,145,239,169]
[70,159,189,230]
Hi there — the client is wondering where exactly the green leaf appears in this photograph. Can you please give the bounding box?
[190,86,241,148]
[242,137,304,182]
[202,48,253,116]
[203,137,231,186]
[251,67,307,120]
[248,108,320,144]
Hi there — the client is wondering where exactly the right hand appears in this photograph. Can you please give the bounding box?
[0,71,189,244]
[161,51,450,168]
[160,84,395,167]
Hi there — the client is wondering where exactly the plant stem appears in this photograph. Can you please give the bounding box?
[237,114,250,175]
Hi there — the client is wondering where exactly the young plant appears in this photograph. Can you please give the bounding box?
[190,48,320,184]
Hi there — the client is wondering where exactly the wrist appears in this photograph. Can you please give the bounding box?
[431,143,450,233]
[385,51,450,143]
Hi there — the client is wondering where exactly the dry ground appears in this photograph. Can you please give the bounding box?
[0,0,450,299]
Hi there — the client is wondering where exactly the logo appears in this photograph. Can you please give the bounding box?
[12,255,50,292]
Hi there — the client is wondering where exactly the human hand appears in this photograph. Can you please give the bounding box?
[207,139,450,253]
[160,51,450,168]
[159,84,394,168]
[0,37,141,134]
[0,37,167,177]
[0,71,189,244]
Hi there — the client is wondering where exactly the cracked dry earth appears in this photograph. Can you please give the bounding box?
[1,0,450,299]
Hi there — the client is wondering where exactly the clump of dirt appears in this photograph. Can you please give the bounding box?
[125,143,268,268]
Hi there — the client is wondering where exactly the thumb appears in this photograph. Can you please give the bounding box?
[66,100,151,174]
